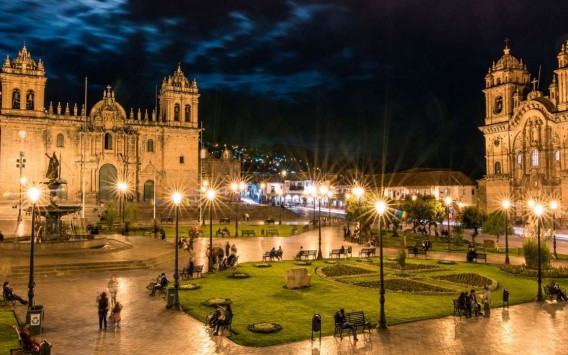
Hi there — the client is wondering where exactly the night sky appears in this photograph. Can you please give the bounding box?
[1,0,568,178]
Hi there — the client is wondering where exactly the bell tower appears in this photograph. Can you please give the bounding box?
[482,43,530,125]
[158,64,199,127]
[0,44,47,117]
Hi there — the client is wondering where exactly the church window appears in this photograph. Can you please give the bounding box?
[494,162,501,174]
[179,156,184,164]
[174,104,180,121]
[12,89,20,109]
[531,150,539,167]
[56,133,64,147]
[494,96,503,114]
[104,133,113,150]
[147,139,154,152]
[517,153,522,165]
[556,150,560,161]
[26,91,34,110]
[185,105,191,122]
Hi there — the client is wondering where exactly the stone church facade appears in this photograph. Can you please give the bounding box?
[0,45,200,205]
[479,41,568,221]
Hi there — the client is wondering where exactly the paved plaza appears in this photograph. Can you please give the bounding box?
[3,225,568,354]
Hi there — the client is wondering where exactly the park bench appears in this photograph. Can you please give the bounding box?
[473,253,487,264]
[334,311,372,338]
[219,218,230,224]
[160,217,173,224]
[264,218,275,225]
[266,229,279,236]
[452,298,467,318]
[180,265,204,280]
[329,249,346,259]
[206,308,235,336]
[10,325,52,355]
[407,246,428,258]
[241,229,255,237]
[262,250,283,261]
[295,250,317,260]
[359,248,376,257]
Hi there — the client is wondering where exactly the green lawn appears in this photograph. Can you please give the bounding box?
[0,311,20,353]
[177,258,564,347]
[158,223,302,239]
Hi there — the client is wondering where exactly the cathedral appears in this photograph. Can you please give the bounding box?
[479,40,568,222]
[0,45,200,205]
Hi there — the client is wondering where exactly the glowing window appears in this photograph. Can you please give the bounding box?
[517,153,522,165]
[531,150,539,167]
[556,150,560,161]
[494,162,501,174]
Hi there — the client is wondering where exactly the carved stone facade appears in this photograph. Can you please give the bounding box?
[0,45,200,204]
[479,42,568,220]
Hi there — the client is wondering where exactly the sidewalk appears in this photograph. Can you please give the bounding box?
[4,226,568,354]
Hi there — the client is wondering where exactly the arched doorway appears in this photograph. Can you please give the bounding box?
[99,164,117,201]
[144,180,154,202]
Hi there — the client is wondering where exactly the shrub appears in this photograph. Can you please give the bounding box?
[227,272,251,279]
[499,264,568,278]
[201,298,232,307]
[395,246,406,270]
[523,237,552,269]
[253,263,272,268]
[179,284,201,290]
[247,322,283,333]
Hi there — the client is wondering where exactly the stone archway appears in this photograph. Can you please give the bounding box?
[99,164,117,201]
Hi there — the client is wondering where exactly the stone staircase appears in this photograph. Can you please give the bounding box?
[3,252,174,278]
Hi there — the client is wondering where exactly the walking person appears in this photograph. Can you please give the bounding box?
[107,275,118,308]
[483,286,491,317]
[110,302,123,328]
[97,291,110,331]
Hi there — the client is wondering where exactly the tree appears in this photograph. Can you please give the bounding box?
[459,206,487,242]
[399,195,445,234]
[345,200,373,230]
[482,211,514,244]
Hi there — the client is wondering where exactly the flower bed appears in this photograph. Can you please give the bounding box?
[437,260,456,265]
[499,264,568,278]
[247,322,283,334]
[201,298,232,307]
[294,261,312,266]
[354,278,455,293]
[432,273,494,288]
[228,272,251,279]
[320,265,374,277]
[179,283,201,290]
[383,262,443,271]
[324,261,337,265]
[253,263,272,268]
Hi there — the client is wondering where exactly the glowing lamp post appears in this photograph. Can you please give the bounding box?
[278,188,284,225]
[375,200,387,329]
[27,186,41,308]
[171,192,182,310]
[117,181,128,223]
[316,185,328,260]
[550,200,559,260]
[502,200,511,264]
[206,188,216,273]
[444,196,452,251]
[533,203,545,302]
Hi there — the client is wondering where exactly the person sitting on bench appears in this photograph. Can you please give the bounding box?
[3,281,27,305]
[150,273,168,296]
[213,304,233,335]
[227,252,237,268]
[550,281,568,302]
[334,308,358,340]
[466,243,477,262]
[295,246,304,260]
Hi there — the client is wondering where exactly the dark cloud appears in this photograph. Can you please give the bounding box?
[0,0,567,177]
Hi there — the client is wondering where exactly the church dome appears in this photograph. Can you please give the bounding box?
[494,47,523,71]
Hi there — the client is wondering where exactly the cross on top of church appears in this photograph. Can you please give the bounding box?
[504,37,510,48]
[531,77,538,91]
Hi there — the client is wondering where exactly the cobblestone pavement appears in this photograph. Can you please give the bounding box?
[5,225,568,354]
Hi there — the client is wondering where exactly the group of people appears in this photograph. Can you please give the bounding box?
[548,281,568,302]
[207,304,233,335]
[205,242,238,272]
[269,246,284,260]
[149,273,169,296]
[178,235,195,251]
[457,286,491,318]
[19,324,51,353]
[216,227,230,237]
[97,275,123,331]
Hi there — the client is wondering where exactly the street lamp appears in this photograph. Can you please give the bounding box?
[375,200,387,329]
[230,181,246,237]
[327,191,333,223]
[550,200,559,260]
[206,188,216,273]
[315,185,328,260]
[278,188,284,225]
[27,186,41,308]
[444,196,452,251]
[17,151,26,224]
[171,192,182,310]
[533,203,545,302]
[353,186,364,201]
[502,200,511,265]
[117,181,128,223]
